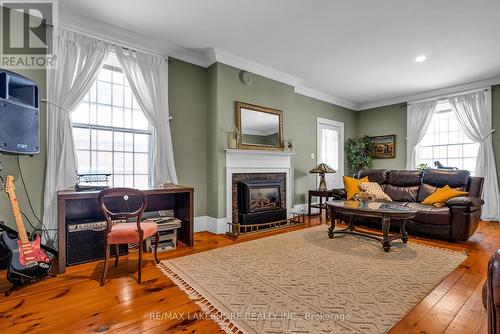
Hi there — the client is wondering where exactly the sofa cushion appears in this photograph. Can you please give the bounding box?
[417,169,470,201]
[405,202,450,225]
[385,185,420,202]
[358,169,388,185]
[387,170,423,186]
[384,170,423,202]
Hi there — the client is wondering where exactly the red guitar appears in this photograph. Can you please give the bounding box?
[2,176,51,286]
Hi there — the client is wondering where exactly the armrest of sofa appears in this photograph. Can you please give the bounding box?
[332,188,347,200]
[446,196,484,208]
[447,196,484,241]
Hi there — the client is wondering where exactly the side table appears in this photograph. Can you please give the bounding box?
[308,189,334,219]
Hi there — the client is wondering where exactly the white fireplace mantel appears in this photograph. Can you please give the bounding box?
[225,149,295,227]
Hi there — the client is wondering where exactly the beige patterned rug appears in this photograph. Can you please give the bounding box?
[158,225,467,334]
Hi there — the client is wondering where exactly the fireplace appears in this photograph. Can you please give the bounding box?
[239,180,281,213]
[235,174,287,226]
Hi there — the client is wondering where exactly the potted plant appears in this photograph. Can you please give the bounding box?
[417,163,429,171]
[345,136,374,176]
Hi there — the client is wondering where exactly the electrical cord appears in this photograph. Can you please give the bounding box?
[16,157,58,234]
[17,156,43,224]
[0,174,56,240]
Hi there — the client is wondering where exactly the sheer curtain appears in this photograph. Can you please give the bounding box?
[448,90,499,221]
[406,100,438,169]
[43,29,111,247]
[115,47,178,186]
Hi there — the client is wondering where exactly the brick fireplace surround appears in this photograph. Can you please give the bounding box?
[231,172,286,225]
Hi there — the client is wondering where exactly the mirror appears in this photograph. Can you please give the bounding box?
[235,102,283,151]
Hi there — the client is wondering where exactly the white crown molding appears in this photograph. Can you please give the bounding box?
[59,8,209,67]
[208,48,359,110]
[210,48,303,87]
[357,75,500,110]
[294,85,359,110]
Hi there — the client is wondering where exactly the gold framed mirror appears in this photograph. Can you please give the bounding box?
[235,102,284,151]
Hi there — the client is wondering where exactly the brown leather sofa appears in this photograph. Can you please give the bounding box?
[483,249,500,334]
[486,249,500,334]
[332,169,484,241]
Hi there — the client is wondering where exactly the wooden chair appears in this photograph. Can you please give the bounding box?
[98,188,159,286]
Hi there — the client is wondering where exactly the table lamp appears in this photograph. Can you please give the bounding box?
[309,163,336,191]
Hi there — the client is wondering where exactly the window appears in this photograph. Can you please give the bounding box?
[417,101,479,174]
[72,53,152,189]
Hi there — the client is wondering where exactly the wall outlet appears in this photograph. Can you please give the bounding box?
[310,153,315,159]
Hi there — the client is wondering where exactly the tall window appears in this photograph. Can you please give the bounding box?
[72,53,152,188]
[417,101,479,174]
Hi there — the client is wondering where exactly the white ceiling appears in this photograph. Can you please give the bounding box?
[60,0,500,110]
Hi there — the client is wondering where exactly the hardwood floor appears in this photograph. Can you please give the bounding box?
[0,217,497,334]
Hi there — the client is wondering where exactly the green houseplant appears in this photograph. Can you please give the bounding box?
[345,136,374,176]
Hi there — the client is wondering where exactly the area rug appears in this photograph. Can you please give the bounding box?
[158,225,467,334]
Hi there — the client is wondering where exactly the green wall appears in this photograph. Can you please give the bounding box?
[207,63,358,218]
[168,59,207,216]
[357,103,407,169]
[356,84,500,181]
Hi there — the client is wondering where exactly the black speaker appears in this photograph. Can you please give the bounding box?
[0,69,40,155]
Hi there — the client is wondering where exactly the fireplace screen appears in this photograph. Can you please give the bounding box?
[249,187,280,212]
[238,180,282,214]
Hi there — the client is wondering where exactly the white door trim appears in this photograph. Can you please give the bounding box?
[316,117,345,187]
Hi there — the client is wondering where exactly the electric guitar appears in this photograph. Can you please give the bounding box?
[2,176,51,286]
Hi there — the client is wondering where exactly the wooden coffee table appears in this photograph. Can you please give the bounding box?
[326,200,417,252]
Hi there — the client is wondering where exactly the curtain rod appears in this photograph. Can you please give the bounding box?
[406,86,491,106]
[59,25,170,62]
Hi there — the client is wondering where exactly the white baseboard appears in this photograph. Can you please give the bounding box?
[194,216,228,234]
[293,203,320,214]
[194,216,208,232]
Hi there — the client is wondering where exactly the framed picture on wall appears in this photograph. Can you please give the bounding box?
[370,135,396,159]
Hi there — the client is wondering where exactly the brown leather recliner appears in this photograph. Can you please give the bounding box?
[332,169,484,241]
[486,250,500,334]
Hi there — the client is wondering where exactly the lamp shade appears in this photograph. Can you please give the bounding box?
[309,163,336,174]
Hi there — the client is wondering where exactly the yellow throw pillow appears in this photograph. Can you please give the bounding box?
[421,185,468,206]
[343,176,369,200]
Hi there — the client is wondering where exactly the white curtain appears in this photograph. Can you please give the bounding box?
[449,90,499,221]
[115,47,178,186]
[43,29,111,247]
[406,100,438,169]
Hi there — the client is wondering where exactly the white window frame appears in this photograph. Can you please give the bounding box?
[416,101,479,174]
[72,63,153,188]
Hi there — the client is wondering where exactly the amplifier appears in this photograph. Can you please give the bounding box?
[66,221,128,266]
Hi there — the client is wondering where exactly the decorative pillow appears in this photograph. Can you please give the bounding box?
[421,185,468,207]
[359,182,392,202]
[343,176,369,200]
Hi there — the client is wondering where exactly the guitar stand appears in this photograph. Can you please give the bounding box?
[1,221,58,296]
[3,271,56,296]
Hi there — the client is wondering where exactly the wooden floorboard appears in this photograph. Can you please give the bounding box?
[0,218,496,334]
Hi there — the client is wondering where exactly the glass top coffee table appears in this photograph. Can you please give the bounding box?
[326,200,417,252]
